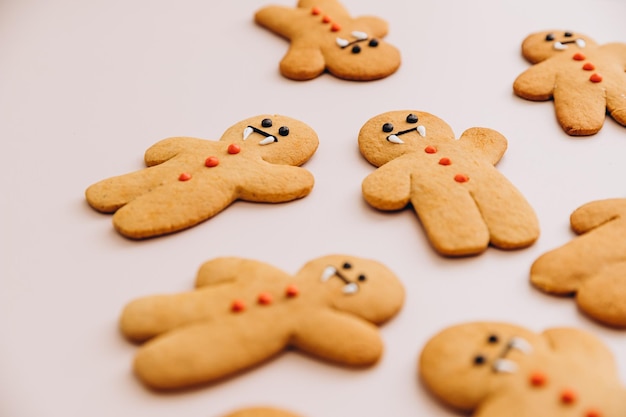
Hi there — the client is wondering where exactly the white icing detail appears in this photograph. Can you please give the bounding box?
[352,31,368,40]
[417,125,426,137]
[259,136,276,145]
[509,337,532,354]
[336,37,349,48]
[554,41,567,50]
[576,38,586,48]
[243,126,253,140]
[321,266,336,282]
[387,134,404,144]
[342,282,359,294]
[493,358,518,373]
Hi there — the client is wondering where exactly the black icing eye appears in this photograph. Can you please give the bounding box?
[261,118,273,128]
[358,274,366,282]
[487,334,499,344]
[351,45,361,54]
[342,262,352,269]
[473,355,486,366]
[406,113,418,124]
[564,31,573,37]
[545,33,555,41]
[278,126,289,136]
[368,39,379,47]
[382,123,394,133]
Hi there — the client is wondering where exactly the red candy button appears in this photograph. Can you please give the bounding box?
[585,409,602,417]
[573,52,586,61]
[205,156,219,167]
[424,145,437,154]
[322,15,331,23]
[311,6,321,15]
[438,157,451,166]
[228,143,241,154]
[331,23,341,32]
[560,389,577,404]
[258,292,273,305]
[529,371,547,387]
[582,62,595,71]
[178,172,192,181]
[589,73,603,83]
[454,174,469,183]
[285,284,299,297]
[231,299,246,312]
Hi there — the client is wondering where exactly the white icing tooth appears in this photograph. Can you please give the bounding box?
[259,136,276,145]
[509,337,532,354]
[493,358,518,373]
[342,282,359,294]
[417,125,426,137]
[243,127,253,140]
[554,41,567,50]
[336,37,349,47]
[321,266,336,282]
[576,38,586,48]
[387,134,404,144]
[352,31,368,40]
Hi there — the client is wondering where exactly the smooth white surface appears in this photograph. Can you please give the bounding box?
[1,0,625,416]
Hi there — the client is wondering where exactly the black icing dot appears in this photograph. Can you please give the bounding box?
[474,355,486,365]
[382,123,394,133]
[488,334,499,344]
[278,126,289,136]
[262,118,273,128]
[351,45,361,54]
[358,274,366,282]
[545,33,555,41]
[564,31,573,37]
[342,262,352,269]
[406,113,418,124]
[369,39,379,47]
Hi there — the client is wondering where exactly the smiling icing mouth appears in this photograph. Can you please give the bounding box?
[387,125,426,144]
[491,337,533,373]
[243,126,277,145]
[321,265,359,294]
[553,38,586,50]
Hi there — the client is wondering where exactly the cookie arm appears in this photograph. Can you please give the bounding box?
[352,16,389,38]
[458,128,507,166]
[513,61,557,101]
[144,137,205,166]
[195,257,289,288]
[291,310,383,366]
[361,162,411,210]
[239,165,315,203]
[570,198,626,234]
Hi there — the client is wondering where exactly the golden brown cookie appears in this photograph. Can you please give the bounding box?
[85,115,318,239]
[531,198,626,328]
[358,110,539,257]
[254,0,401,81]
[513,30,626,136]
[419,321,626,416]
[223,407,302,417]
[120,255,404,390]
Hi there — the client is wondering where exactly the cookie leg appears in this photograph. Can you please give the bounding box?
[279,44,326,81]
[577,264,626,327]
[112,181,234,239]
[607,88,626,127]
[411,185,490,256]
[553,83,606,135]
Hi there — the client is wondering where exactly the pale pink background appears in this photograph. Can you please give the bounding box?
[1,0,625,416]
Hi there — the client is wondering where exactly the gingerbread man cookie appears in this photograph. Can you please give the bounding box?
[85,115,318,239]
[514,30,626,136]
[419,321,626,416]
[120,255,404,389]
[222,407,302,417]
[254,0,401,80]
[358,110,539,256]
[531,198,626,327]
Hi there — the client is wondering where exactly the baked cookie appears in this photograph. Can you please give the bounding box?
[513,30,626,136]
[85,115,318,239]
[531,198,626,327]
[419,321,626,416]
[254,0,401,80]
[358,110,539,256]
[223,407,301,417]
[120,255,404,389]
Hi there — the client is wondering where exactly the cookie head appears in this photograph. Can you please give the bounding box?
[299,255,404,324]
[419,322,543,411]
[221,115,319,166]
[325,30,401,80]
[358,110,455,167]
[521,30,598,64]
